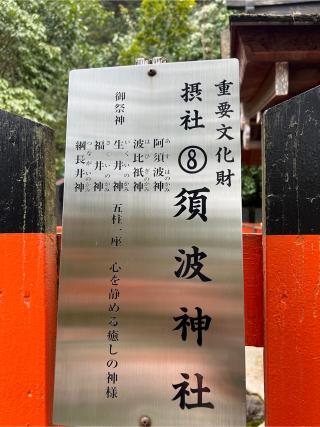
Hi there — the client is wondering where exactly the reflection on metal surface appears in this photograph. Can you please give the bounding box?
[54,60,246,427]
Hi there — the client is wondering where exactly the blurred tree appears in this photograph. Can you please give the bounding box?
[0,0,230,177]
[0,78,54,123]
[0,0,114,176]
[188,0,229,60]
[35,0,115,175]
[0,0,59,122]
[242,166,262,207]
[118,0,197,64]
[118,0,229,64]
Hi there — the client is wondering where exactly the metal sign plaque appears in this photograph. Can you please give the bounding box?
[54,59,246,427]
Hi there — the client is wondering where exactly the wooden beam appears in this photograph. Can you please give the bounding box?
[239,27,320,63]
[242,121,262,150]
[233,25,320,100]
[236,35,272,101]
[289,66,320,94]
[243,62,289,119]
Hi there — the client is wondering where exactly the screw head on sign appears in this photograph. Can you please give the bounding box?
[139,415,151,427]
[148,69,157,77]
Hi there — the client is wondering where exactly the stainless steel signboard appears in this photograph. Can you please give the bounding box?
[54,59,246,427]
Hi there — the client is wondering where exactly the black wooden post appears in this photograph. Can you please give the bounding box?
[0,110,57,426]
[263,85,320,426]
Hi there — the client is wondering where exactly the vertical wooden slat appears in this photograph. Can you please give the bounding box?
[263,86,320,426]
[243,233,263,347]
[0,110,57,426]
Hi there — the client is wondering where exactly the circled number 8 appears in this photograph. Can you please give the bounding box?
[187,149,198,170]
[178,145,207,174]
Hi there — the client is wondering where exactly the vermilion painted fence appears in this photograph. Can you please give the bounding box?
[1,228,263,427]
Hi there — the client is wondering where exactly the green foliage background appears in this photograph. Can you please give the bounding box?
[0,0,230,177]
[242,166,262,207]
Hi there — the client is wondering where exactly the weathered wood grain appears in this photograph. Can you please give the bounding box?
[264,85,320,235]
[0,110,55,233]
